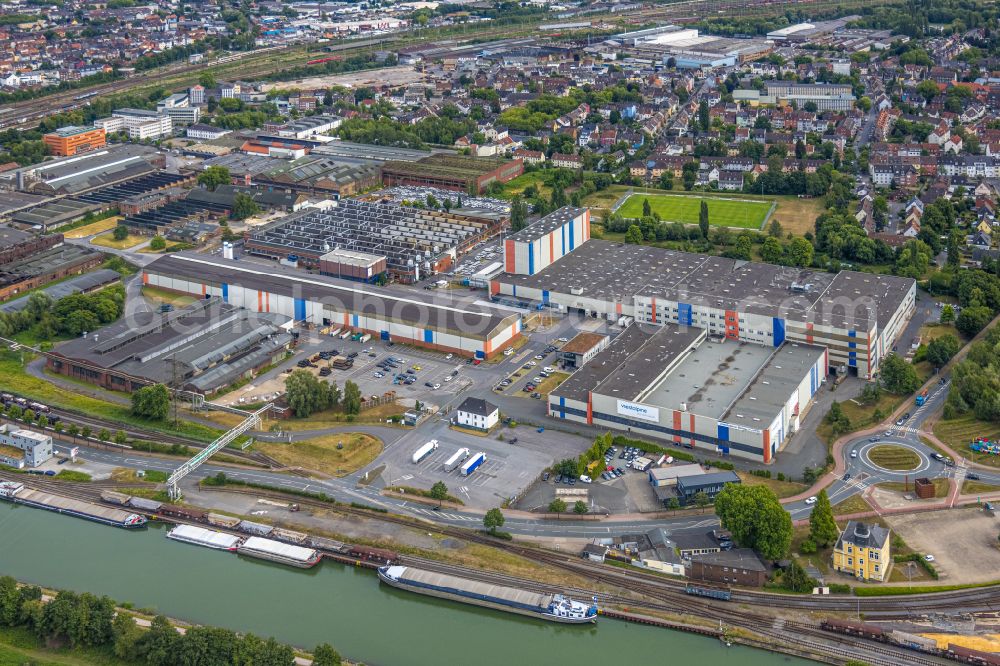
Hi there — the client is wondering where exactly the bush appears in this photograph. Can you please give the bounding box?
[799,538,817,554]
[479,529,513,540]
[827,583,851,594]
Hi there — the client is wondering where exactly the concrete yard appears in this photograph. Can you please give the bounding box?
[885,507,1000,584]
[261,65,428,91]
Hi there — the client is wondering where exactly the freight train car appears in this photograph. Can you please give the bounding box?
[684,583,731,601]
[347,545,398,564]
[947,645,1000,666]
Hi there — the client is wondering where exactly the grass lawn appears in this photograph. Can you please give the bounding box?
[500,170,552,200]
[817,389,907,445]
[529,371,569,396]
[141,285,196,308]
[867,445,921,471]
[736,471,807,499]
[877,477,949,498]
[253,432,383,476]
[918,322,963,343]
[831,494,873,516]
[771,196,827,235]
[618,193,771,229]
[962,479,1000,494]
[279,402,405,431]
[62,216,121,239]
[90,231,145,250]
[0,352,222,443]
[933,414,1000,468]
[54,470,91,482]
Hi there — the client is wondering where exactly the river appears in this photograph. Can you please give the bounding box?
[0,502,811,665]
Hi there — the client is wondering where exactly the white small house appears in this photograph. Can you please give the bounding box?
[455,397,498,431]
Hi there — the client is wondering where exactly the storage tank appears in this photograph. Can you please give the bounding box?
[460,452,486,476]
[412,440,439,464]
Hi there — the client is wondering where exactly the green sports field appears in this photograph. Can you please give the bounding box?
[617,194,773,229]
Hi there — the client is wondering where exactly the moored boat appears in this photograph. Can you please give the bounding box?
[378,565,597,624]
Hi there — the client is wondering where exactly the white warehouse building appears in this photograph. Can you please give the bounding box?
[0,424,53,468]
[143,253,523,359]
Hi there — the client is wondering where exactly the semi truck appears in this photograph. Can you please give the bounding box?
[412,440,439,464]
[443,447,470,472]
[339,330,351,340]
[360,333,372,343]
[915,389,928,406]
[328,327,342,338]
[460,452,486,476]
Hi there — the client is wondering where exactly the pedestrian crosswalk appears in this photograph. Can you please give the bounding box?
[885,426,920,436]
[408,506,479,521]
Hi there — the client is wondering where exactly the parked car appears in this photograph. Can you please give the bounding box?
[579,475,591,484]
[924,554,935,562]
[542,472,550,482]
[968,473,980,481]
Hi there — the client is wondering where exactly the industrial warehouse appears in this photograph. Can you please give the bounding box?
[548,323,828,463]
[245,199,506,283]
[493,220,915,379]
[141,253,522,359]
[46,299,294,395]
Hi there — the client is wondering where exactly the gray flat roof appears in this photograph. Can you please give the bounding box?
[145,252,518,338]
[641,338,776,419]
[498,239,913,331]
[507,206,586,243]
[722,342,826,430]
[553,323,704,403]
[1,269,120,313]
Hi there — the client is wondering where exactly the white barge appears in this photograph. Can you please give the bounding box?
[378,565,597,624]
[167,524,243,551]
[0,481,146,529]
[237,536,322,568]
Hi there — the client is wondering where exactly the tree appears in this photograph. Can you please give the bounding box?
[879,352,920,394]
[940,304,956,324]
[198,71,216,89]
[483,507,505,534]
[136,614,180,665]
[285,370,336,418]
[957,305,993,337]
[825,401,851,435]
[642,198,652,218]
[573,500,589,515]
[98,428,110,442]
[682,161,698,190]
[714,484,792,561]
[429,481,448,507]
[231,192,261,220]
[197,165,231,191]
[698,99,709,131]
[926,334,960,368]
[112,225,129,241]
[342,379,362,415]
[692,490,710,512]
[781,559,816,593]
[149,235,166,251]
[624,224,644,244]
[665,497,680,513]
[112,612,142,661]
[808,489,838,547]
[131,384,170,420]
[312,644,342,666]
[768,219,783,237]
[787,237,814,267]
[548,498,567,516]
[114,430,127,445]
[550,182,567,209]
[510,195,528,233]
[698,200,709,239]
[760,237,784,263]
[81,426,91,439]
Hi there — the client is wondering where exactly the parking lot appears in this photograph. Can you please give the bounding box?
[493,337,569,399]
[372,418,591,508]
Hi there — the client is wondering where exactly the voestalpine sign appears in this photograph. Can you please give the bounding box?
[617,400,660,422]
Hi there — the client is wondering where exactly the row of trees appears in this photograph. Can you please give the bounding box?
[945,322,1000,421]
[0,284,126,342]
[284,370,362,418]
[0,577,342,665]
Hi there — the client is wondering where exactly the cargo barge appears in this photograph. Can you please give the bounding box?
[237,536,322,568]
[377,565,597,624]
[167,524,243,551]
[0,481,146,529]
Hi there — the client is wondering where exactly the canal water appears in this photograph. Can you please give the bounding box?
[0,503,811,665]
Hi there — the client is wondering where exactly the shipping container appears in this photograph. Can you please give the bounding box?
[443,447,470,472]
[460,452,486,476]
[412,440,439,464]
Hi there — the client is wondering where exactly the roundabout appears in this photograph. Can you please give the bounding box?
[859,441,931,476]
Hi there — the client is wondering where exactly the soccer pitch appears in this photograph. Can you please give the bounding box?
[617,194,773,229]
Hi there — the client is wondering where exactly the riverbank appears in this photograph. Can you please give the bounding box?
[0,501,807,666]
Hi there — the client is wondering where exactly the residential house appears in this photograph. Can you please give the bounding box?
[455,397,499,431]
[832,521,891,582]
